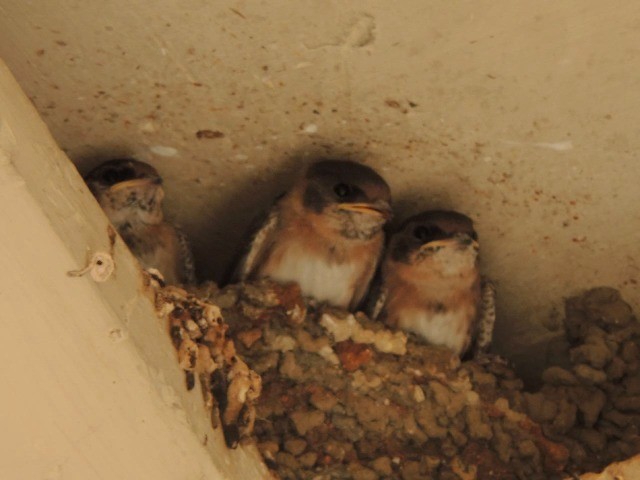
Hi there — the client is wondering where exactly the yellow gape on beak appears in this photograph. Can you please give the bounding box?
[109,178,156,192]
[419,239,453,252]
[419,237,479,253]
[338,203,391,219]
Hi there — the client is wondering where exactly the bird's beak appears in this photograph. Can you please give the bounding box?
[419,239,453,252]
[463,238,480,250]
[455,232,479,250]
[419,235,479,252]
[109,177,160,192]
[338,201,392,220]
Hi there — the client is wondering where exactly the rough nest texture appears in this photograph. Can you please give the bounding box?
[153,281,262,448]
[533,287,640,472]
[194,280,640,479]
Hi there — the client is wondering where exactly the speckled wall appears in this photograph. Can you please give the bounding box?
[2,0,639,371]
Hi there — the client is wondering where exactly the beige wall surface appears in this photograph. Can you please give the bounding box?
[1,1,640,363]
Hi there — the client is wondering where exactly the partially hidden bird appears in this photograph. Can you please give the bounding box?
[233,159,392,311]
[85,158,196,286]
[369,210,496,357]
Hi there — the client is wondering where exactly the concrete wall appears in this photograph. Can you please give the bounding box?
[1,0,639,364]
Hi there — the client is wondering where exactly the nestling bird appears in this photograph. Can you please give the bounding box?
[369,210,495,357]
[233,160,392,310]
[85,158,196,286]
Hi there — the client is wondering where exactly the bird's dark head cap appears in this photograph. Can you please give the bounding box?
[85,158,161,190]
[302,159,391,218]
[390,210,478,263]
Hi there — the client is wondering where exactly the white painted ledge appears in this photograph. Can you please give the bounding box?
[0,60,269,479]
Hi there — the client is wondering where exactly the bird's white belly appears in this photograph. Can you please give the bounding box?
[398,309,468,354]
[266,250,358,308]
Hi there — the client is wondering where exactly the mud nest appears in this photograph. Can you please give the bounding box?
[153,280,262,448]
[190,280,640,479]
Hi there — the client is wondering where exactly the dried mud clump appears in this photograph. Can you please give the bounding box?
[532,287,640,473]
[185,280,640,478]
[192,281,634,479]
[154,280,261,448]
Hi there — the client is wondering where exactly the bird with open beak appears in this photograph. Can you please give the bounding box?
[233,160,392,311]
[369,210,495,357]
[85,158,196,286]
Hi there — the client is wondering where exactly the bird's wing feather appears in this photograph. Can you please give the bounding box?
[365,270,388,321]
[474,277,497,354]
[231,205,281,282]
[175,226,197,285]
[350,241,385,311]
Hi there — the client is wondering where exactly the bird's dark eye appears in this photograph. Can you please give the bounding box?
[470,231,478,241]
[413,225,441,242]
[333,183,352,199]
[101,167,135,185]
